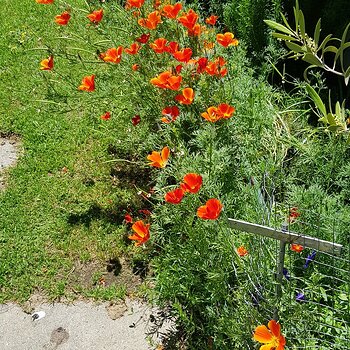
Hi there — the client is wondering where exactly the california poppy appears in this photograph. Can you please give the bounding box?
[196,57,208,73]
[187,23,202,37]
[178,9,198,30]
[173,48,192,63]
[136,33,150,44]
[128,220,150,246]
[132,64,140,71]
[149,38,168,54]
[132,115,141,126]
[138,11,162,30]
[78,75,95,91]
[216,32,239,47]
[161,106,180,123]
[288,207,300,223]
[165,188,184,204]
[181,173,202,193]
[150,71,182,90]
[253,320,286,350]
[36,0,54,3]
[55,11,71,25]
[290,244,304,253]
[124,43,141,55]
[237,246,248,257]
[175,87,194,105]
[162,3,182,19]
[126,0,145,8]
[100,47,123,63]
[100,111,111,120]
[165,41,179,54]
[201,106,221,122]
[40,56,54,70]
[147,146,170,168]
[197,198,223,220]
[217,103,235,119]
[205,57,227,77]
[205,15,218,26]
[124,213,133,224]
[87,9,104,24]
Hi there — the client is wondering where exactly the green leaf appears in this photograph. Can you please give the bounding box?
[319,34,333,51]
[340,23,350,70]
[305,84,327,116]
[271,33,298,41]
[335,101,341,114]
[323,46,338,55]
[285,41,305,53]
[327,113,337,126]
[314,19,321,47]
[298,9,306,38]
[345,66,350,85]
[280,12,293,32]
[264,20,295,36]
[302,53,323,67]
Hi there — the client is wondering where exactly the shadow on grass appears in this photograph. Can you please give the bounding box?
[67,203,122,227]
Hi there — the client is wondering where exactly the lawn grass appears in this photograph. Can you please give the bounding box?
[0,0,146,303]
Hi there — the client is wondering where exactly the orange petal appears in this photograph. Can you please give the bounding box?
[268,320,281,338]
[253,325,273,343]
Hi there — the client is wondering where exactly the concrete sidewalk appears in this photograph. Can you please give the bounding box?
[0,300,168,350]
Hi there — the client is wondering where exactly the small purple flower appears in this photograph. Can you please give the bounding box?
[296,292,305,302]
[304,250,317,268]
[283,267,290,281]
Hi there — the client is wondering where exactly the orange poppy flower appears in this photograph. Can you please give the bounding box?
[128,220,150,246]
[205,15,218,26]
[132,64,140,71]
[162,3,182,19]
[124,43,141,55]
[196,57,208,73]
[36,0,54,3]
[78,75,95,91]
[165,41,179,55]
[217,103,235,119]
[178,9,198,30]
[181,173,202,193]
[197,198,223,220]
[253,320,286,350]
[87,9,104,24]
[161,106,180,123]
[150,71,182,90]
[153,0,162,9]
[203,41,215,51]
[149,38,168,54]
[201,106,221,122]
[55,11,71,25]
[187,23,202,37]
[288,207,300,223]
[147,146,170,168]
[237,246,248,257]
[216,32,239,47]
[138,11,162,30]
[100,47,123,63]
[291,244,304,253]
[100,111,111,120]
[205,57,227,77]
[126,0,145,8]
[175,88,194,105]
[136,33,150,44]
[124,213,133,224]
[40,55,54,70]
[165,188,184,204]
[173,48,192,63]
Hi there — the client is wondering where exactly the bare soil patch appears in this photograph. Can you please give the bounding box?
[0,134,20,190]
